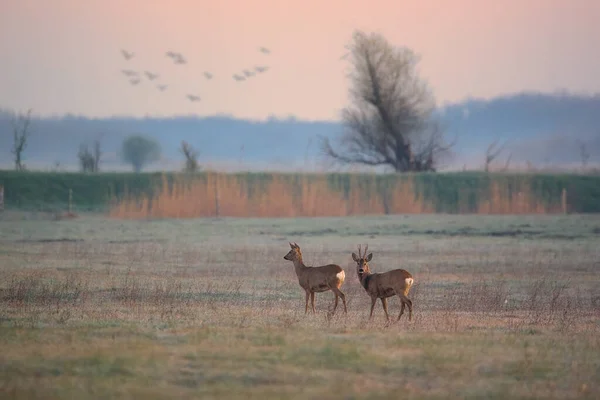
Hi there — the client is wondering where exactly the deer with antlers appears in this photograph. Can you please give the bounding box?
[283,242,347,315]
[352,244,414,322]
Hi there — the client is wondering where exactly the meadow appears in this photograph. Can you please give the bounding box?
[1,211,599,399]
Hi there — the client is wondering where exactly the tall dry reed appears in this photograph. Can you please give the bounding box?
[108,173,563,219]
[476,181,563,214]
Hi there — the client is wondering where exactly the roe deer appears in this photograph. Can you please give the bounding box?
[283,242,347,315]
[352,244,414,322]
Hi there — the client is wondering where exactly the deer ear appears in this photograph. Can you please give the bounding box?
[366,253,373,261]
[352,252,358,262]
[289,242,294,248]
[293,242,299,248]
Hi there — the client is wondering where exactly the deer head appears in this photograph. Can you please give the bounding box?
[351,244,372,279]
[284,242,302,262]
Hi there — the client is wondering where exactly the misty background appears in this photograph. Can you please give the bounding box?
[2,1,599,173]
[1,92,599,173]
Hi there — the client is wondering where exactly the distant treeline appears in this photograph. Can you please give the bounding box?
[1,170,599,214]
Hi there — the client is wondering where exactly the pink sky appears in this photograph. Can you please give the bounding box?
[1,0,599,120]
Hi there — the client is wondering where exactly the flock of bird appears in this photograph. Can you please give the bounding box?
[118,47,271,103]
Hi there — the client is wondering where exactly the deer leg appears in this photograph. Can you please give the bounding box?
[338,289,347,314]
[398,294,413,321]
[397,300,406,321]
[332,291,339,314]
[381,297,390,322]
[310,292,316,313]
[331,288,347,315]
[368,297,377,320]
[304,291,310,314]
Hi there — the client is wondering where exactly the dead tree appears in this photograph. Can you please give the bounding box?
[11,109,33,171]
[484,139,509,172]
[78,144,96,172]
[500,153,512,172]
[577,140,590,170]
[78,137,102,173]
[180,141,199,172]
[320,30,452,172]
[93,138,102,172]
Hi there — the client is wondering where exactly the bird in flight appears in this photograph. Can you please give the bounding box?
[243,69,255,78]
[157,84,168,91]
[254,66,269,73]
[129,78,141,85]
[204,72,213,80]
[121,69,138,77]
[186,94,201,102]
[144,71,159,80]
[166,51,187,64]
[173,55,186,64]
[258,47,271,54]
[232,74,246,82]
[121,49,135,60]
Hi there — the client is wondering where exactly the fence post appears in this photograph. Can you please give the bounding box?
[561,188,567,214]
[0,185,4,212]
[214,174,220,217]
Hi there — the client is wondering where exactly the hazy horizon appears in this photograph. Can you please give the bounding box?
[2,0,599,121]
[2,92,599,174]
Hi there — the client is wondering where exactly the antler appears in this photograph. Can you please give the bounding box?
[357,244,362,258]
[364,244,368,256]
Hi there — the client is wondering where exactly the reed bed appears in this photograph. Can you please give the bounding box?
[108,173,565,219]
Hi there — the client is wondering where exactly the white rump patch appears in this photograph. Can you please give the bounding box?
[405,277,414,286]
[336,271,345,281]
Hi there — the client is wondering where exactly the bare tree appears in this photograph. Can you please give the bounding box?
[180,141,199,173]
[11,109,33,171]
[321,30,452,172]
[577,140,590,170]
[500,153,512,172]
[484,139,509,172]
[78,144,96,173]
[93,136,102,172]
[77,137,102,173]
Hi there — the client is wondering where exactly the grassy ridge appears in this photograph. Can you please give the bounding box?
[1,170,599,213]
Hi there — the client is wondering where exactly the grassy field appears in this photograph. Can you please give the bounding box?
[0,212,599,399]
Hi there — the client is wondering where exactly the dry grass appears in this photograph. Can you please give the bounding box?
[108,173,562,219]
[1,214,599,399]
[476,181,564,214]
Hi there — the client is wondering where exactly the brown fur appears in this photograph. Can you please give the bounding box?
[352,244,414,322]
[283,242,347,315]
